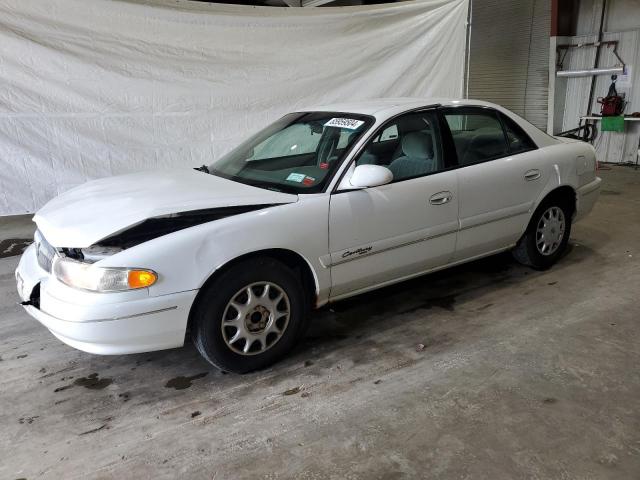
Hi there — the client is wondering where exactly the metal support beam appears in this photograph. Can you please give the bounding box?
[585,0,607,115]
[463,0,472,99]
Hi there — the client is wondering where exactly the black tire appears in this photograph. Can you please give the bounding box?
[192,257,309,373]
[512,196,572,270]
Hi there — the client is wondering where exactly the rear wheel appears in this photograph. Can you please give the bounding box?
[192,258,309,373]
[512,197,572,270]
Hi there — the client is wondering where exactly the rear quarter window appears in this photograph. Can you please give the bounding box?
[499,113,537,154]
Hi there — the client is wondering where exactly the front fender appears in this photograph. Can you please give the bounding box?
[97,196,331,303]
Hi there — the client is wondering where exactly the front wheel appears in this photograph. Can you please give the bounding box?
[192,258,309,373]
[512,197,572,270]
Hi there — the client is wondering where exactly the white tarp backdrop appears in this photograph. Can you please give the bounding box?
[0,0,468,215]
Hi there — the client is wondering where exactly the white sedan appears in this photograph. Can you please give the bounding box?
[15,98,601,372]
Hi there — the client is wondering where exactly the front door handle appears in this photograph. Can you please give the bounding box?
[429,191,453,205]
[524,169,541,181]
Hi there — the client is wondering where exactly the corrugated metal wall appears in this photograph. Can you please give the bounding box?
[468,0,551,130]
[558,0,640,164]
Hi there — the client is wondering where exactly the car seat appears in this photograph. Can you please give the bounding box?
[388,132,435,180]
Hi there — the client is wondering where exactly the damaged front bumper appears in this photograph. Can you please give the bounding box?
[15,243,197,355]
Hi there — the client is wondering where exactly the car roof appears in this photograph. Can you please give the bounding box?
[299,97,558,148]
[299,97,500,119]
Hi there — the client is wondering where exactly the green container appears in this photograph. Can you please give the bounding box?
[601,115,625,132]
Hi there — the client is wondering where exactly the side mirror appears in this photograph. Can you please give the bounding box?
[349,164,393,188]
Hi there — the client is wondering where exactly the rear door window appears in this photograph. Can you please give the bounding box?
[442,108,509,165]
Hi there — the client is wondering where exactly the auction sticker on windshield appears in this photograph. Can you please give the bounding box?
[286,172,306,183]
[324,118,365,130]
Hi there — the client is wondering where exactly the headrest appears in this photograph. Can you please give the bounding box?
[470,128,506,148]
[401,132,433,159]
[474,126,503,136]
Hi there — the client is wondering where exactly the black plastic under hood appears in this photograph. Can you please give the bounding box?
[97,204,276,249]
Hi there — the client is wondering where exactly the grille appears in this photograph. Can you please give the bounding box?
[34,230,57,273]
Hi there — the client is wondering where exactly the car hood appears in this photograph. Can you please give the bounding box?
[34,169,298,248]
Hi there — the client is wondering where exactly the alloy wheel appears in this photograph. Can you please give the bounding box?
[535,206,566,256]
[220,282,290,355]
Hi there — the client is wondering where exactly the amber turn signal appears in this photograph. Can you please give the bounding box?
[127,270,157,289]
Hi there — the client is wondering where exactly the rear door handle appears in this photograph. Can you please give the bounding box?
[429,191,453,205]
[524,169,541,181]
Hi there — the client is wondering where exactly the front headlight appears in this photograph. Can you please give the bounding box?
[52,257,157,292]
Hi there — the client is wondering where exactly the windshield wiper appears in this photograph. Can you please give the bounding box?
[244,180,284,193]
[204,168,289,194]
[194,165,210,173]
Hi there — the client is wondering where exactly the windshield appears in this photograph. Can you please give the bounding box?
[208,112,373,193]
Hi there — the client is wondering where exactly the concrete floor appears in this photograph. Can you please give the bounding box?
[1,165,639,479]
